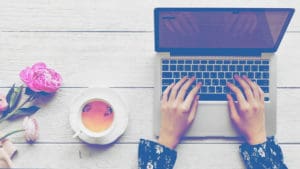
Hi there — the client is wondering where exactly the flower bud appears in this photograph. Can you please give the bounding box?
[0,95,8,112]
[23,116,39,143]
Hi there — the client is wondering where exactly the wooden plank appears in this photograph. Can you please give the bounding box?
[0,0,154,32]
[0,1,299,31]
[0,32,154,87]
[277,32,300,87]
[0,32,300,87]
[10,143,300,168]
[0,88,299,144]
[1,1,299,168]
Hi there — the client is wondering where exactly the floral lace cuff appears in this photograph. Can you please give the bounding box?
[138,139,177,169]
[239,136,287,169]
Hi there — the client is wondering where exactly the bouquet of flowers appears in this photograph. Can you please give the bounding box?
[0,62,62,122]
[0,62,62,168]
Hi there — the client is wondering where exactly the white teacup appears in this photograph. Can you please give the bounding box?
[73,98,115,138]
[69,88,128,144]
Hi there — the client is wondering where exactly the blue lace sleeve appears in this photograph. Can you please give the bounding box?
[138,139,177,169]
[240,136,287,169]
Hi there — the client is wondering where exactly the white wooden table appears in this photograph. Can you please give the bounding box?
[0,1,300,168]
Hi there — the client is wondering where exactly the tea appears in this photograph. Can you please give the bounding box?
[81,100,114,133]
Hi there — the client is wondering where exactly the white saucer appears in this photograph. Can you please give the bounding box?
[69,88,129,144]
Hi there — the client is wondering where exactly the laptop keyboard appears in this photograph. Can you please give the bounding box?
[161,59,270,101]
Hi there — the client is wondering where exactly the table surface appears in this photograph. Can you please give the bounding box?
[0,1,300,168]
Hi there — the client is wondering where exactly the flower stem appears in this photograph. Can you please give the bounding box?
[0,129,25,141]
[0,93,36,123]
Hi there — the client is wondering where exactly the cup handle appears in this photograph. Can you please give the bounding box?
[72,131,82,138]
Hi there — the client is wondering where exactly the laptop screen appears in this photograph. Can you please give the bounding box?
[155,8,294,54]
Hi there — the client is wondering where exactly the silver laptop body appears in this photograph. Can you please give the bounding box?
[153,8,294,137]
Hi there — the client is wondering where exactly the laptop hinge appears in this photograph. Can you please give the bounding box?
[170,50,262,57]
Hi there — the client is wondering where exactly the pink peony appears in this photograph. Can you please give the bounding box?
[23,116,39,143]
[19,62,62,93]
[0,94,8,112]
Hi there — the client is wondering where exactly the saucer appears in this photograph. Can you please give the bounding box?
[69,88,129,144]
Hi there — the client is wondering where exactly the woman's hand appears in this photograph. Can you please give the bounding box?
[227,75,267,145]
[158,77,201,149]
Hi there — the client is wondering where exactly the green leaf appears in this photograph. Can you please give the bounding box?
[1,84,16,118]
[25,87,35,96]
[9,85,23,111]
[19,106,40,114]
[8,106,40,120]
[5,84,15,107]
[39,91,50,96]
[1,85,24,120]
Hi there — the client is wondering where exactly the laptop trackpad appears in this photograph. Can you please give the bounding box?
[185,101,276,137]
[185,102,238,137]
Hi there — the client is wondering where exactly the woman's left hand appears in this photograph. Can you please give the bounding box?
[158,77,201,149]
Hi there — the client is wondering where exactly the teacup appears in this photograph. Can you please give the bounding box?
[69,88,128,144]
[72,98,115,139]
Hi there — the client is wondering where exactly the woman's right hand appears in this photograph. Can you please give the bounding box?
[227,75,267,145]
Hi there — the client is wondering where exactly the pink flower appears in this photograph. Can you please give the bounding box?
[0,94,8,112]
[23,116,39,143]
[19,62,62,93]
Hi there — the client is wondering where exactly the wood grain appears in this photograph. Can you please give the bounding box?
[0,1,299,31]
[0,88,299,144]
[0,32,300,87]
[0,0,299,168]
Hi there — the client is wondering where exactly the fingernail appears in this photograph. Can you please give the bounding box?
[226,94,230,99]
[234,74,239,79]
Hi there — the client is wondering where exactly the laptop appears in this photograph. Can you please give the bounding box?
[154,8,294,137]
